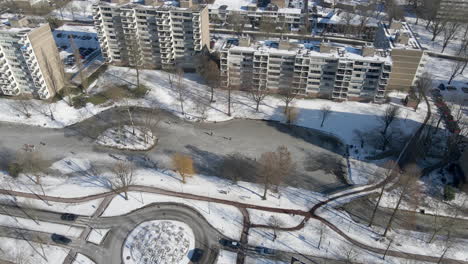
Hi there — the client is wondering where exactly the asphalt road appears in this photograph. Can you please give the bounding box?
[0,107,348,193]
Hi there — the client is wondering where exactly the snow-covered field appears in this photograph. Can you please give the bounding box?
[96,125,156,150]
[0,237,69,264]
[86,228,110,245]
[405,16,467,56]
[123,220,195,264]
[216,250,237,264]
[49,0,97,21]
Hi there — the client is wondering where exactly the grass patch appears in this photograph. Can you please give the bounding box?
[72,94,87,109]
[87,94,108,105]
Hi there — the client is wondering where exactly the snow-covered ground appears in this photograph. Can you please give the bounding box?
[96,125,156,150]
[73,254,96,264]
[0,214,83,238]
[405,16,467,56]
[216,250,237,264]
[0,237,69,264]
[102,192,245,240]
[86,228,110,245]
[49,0,98,21]
[123,220,195,264]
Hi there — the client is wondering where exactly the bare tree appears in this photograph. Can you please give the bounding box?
[174,68,186,115]
[353,129,365,148]
[173,153,195,183]
[340,244,358,264]
[268,216,284,241]
[66,3,78,20]
[383,164,421,236]
[227,12,247,36]
[257,146,295,200]
[141,108,161,144]
[316,222,327,249]
[378,105,400,150]
[259,17,278,37]
[319,105,332,127]
[257,151,277,200]
[356,6,372,38]
[79,2,88,18]
[448,60,464,84]
[250,87,268,112]
[70,38,87,93]
[279,88,297,114]
[341,12,356,36]
[196,54,220,103]
[111,161,134,200]
[128,39,143,90]
[11,95,33,118]
[368,160,399,227]
[221,153,248,183]
[382,237,394,260]
[428,17,445,41]
[16,149,48,185]
[440,21,461,53]
[286,106,299,125]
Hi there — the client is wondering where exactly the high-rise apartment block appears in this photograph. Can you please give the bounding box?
[0,16,65,99]
[220,38,392,102]
[92,1,210,70]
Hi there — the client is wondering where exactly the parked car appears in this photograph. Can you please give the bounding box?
[255,246,275,255]
[60,213,77,221]
[51,234,71,245]
[447,86,457,91]
[438,83,445,90]
[462,87,468,93]
[189,248,204,262]
[219,238,240,249]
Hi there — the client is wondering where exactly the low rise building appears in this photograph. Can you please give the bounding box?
[0,16,65,99]
[220,38,391,102]
[92,0,210,70]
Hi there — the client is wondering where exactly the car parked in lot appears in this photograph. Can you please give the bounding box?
[60,213,77,221]
[438,83,445,90]
[219,238,240,249]
[447,86,457,91]
[255,246,275,255]
[51,234,71,245]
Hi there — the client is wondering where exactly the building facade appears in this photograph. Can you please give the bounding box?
[437,0,468,23]
[0,17,65,99]
[92,2,210,70]
[220,39,391,102]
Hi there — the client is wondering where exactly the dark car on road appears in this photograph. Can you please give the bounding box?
[188,248,204,262]
[51,234,71,245]
[60,213,77,221]
[219,238,240,249]
[255,246,275,255]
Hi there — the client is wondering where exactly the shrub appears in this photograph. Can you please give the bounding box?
[131,85,149,98]
[8,163,22,178]
[72,94,87,109]
[443,185,456,201]
[87,94,108,105]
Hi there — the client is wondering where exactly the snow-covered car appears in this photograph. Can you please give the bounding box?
[60,213,77,221]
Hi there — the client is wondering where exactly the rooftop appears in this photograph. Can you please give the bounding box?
[381,21,423,50]
[208,0,302,14]
[95,1,206,11]
[222,38,392,63]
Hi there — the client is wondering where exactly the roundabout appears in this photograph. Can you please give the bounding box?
[123,220,195,264]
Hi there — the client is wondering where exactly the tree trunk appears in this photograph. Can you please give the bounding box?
[262,182,268,200]
[320,118,325,127]
[136,67,140,88]
[448,74,455,84]
[461,61,467,75]
[210,86,214,102]
[127,107,135,134]
[256,100,260,112]
[369,185,385,227]
[318,230,323,248]
[284,101,289,114]
[441,43,447,53]
[124,190,128,200]
[383,239,393,259]
[227,86,231,116]
[383,187,405,236]
[425,20,431,29]
[431,34,437,41]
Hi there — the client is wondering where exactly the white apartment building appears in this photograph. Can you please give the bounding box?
[0,17,64,99]
[220,39,392,102]
[92,1,210,70]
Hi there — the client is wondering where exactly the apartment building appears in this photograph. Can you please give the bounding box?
[92,1,210,70]
[374,21,426,92]
[220,38,391,102]
[437,0,468,23]
[0,16,65,99]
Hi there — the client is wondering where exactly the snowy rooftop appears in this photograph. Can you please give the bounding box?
[318,10,379,27]
[208,0,302,14]
[222,39,392,63]
[95,1,205,11]
[382,21,423,50]
[55,24,97,34]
